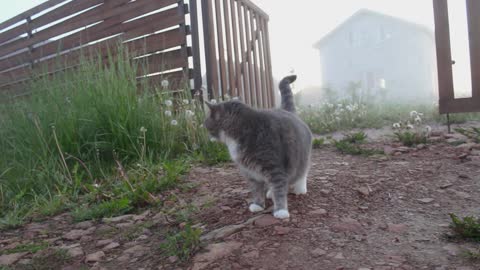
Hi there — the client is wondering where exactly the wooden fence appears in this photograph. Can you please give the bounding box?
[0,0,274,108]
[202,0,274,108]
[0,0,195,97]
[433,0,480,113]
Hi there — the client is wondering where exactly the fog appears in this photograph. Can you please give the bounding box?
[1,0,473,105]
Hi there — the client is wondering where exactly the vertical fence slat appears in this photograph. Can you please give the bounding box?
[223,0,235,98]
[244,8,256,106]
[251,15,261,108]
[237,3,250,104]
[257,17,268,108]
[202,0,218,99]
[214,0,227,99]
[230,0,242,99]
[190,0,203,99]
[263,17,274,107]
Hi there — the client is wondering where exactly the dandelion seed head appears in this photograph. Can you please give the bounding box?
[165,100,173,107]
[140,126,147,133]
[171,120,178,126]
[161,80,169,88]
[210,99,217,104]
[164,110,172,117]
[183,99,190,105]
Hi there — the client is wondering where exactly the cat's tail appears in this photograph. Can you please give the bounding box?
[279,75,297,113]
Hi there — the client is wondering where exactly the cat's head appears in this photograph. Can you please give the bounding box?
[203,100,246,140]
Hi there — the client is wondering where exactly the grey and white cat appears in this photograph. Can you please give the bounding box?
[204,75,312,219]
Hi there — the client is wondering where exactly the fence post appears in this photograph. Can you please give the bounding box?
[189,0,203,102]
[201,0,215,100]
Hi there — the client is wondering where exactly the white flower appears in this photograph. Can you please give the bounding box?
[210,137,217,142]
[210,99,217,104]
[410,111,418,118]
[183,99,190,105]
[185,110,195,117]
[165,100,173,107]
[93,183,100,188]
[393,123,401,129]
[414,116,422,124]
[407,124,414,129]
[232,97,239,101]
[200,124,204,128]
[164,110,172,117]
[161,80,169,88]
[425,125,432,134]
[224,94,231,100]
[170,120,178,126]
[140,126,147,133]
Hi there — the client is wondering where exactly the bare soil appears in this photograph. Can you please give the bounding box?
[1,136,479,270]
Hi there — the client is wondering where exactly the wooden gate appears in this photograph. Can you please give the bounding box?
[433,0,480,113]
[201,0,274,108]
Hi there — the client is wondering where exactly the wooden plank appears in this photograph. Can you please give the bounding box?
[0,0,103,45]
[0,4,183,73]
[244,8,256,107]
[257,17,268,108]
[135,49,189,76]
[251,15,261,108]
[214,0,227,99]
[0,0,67,30]
[189,0,203,96]
[433,0,455,114]
[1,28,185,87]
[230,0,241,99]
[238,0,269,21]
[263,18,274,107]
[0,4,106,59]
[441,97,480,113]
[201,0,216,99]
[467,0,480,100]
[237,3,249,104]
[138,69,193,90]
[223,0,235,97]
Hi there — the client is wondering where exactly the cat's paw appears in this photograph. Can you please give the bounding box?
[266,189,272,199]
[249,203,264,213]
[292,184,307,195]
[273,209,290,219]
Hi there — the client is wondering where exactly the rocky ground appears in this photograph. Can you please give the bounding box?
[1,130,480,270]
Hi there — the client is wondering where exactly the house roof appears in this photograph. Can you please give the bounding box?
[313,9,434,49]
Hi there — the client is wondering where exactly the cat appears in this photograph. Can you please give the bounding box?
[203,75,312,219]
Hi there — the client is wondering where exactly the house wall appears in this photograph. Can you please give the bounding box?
[318,14,438,104]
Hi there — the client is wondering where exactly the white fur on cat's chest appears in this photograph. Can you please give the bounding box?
[219,131,266,182]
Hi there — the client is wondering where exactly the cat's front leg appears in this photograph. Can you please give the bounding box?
[270,173,290,219]
[248,179,266,213]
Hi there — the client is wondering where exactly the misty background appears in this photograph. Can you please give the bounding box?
[1,0,472,104]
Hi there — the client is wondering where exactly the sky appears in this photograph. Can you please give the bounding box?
[0,0,472,97]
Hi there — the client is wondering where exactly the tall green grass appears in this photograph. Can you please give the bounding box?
[0,52,228,227]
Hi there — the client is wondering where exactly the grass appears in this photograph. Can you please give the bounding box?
[312,138,325,149]
[17,248,72,270]
[333,132,383,156]
[0,50,229,229]
[160,223,202,262]
[455,127,480,143]
[394,130,428,147]
[449,213,480,241]
[0,242,49,255]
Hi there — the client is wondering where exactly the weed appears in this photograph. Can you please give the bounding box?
[463,249,480,261]
[394,131,428,147]
[343,132,367,144]
[392,111,430,146]
[449,213,480,241]
[20,248,72,270]
[0,242,48,255]
[312,138,325,149]
[455,127,480,143]
[333,132,382,156]
[72,198,132,222]
[160,224,202,261]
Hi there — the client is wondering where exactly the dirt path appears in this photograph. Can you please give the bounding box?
[1,137,479,270]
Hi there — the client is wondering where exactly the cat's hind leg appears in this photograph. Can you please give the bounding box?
[248,179,266,213]
[291,173,307,195]
[270,172,290,219]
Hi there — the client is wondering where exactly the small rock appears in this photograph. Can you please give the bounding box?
[136,235,149,241]
[152,212,167,224]
[383,146,395,155]
[168,256,178,263]
[200,223,246,241]
[85,251,105,263]
[74,221,94,230]
[96,239,114,247]
[334,252,345,259]
[331,218,363,233]
[416,144,426,150]
[320,189,331,195]
[274,226,290,235]
[450,190,471,199]
[356,187,370,196]
[417,198,434,204]
[311,248,327,257]
[103,242,120,250]
[439,183,453,189]
[192,242,242,270]
[63,229,89,240]
[116,222,134,229]
[123,245,147,257]
[133,210,150,221]
[102,214,134,223]
[0,252,27,266]
[309,209,328,216]
[67,247,84,257]
[458,174,469,179]
[242,250,259,259]
[456,143,477,151]
[254,215,280,227]
[387,223,408,234]
[443,244,460,256]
